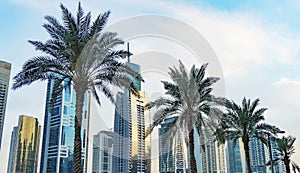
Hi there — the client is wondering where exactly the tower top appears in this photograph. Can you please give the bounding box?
[127,42,130,63]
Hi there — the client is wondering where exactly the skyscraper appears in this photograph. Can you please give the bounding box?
[226,139,246,173]
[215,142,227,173]
[159,117,176,173]
[39,79,90,173]
[0,60,11,149]
[199,130,226,173]
[112,62,151,173]
[7,115,41,173]
[158,116,189,173]
[226,137,270,173]
[249,137,267,173]
[92,130,114,173]
[7,126,18,173]
[265,137,286,173]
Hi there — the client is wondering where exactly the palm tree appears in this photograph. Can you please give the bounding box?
[215,98,282,173]
[12,3,142,173]
[273,136,300,173]
[147,60,222,173]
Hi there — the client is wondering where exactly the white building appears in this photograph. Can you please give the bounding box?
[199,129,227,173]
[92,130,114,173]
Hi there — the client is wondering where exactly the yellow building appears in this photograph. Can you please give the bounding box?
[130,91,151,173]
[112,62,151,173]
[11,115,41,173]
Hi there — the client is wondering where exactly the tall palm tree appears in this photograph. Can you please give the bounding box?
[12,3,142,173]
[274,136,300,173]
[215,98,282,173]
[147,60,222,173]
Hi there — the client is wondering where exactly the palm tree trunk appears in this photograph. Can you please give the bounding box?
[284,157,291,173]
[74,87,85,173]
[188,128,198,173]
[242,135,252,173]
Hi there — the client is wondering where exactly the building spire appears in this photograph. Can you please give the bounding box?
[127,42,130,62]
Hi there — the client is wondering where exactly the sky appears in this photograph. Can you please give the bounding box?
[1,0,300,172]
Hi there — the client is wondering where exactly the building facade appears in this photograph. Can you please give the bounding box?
[249,137,267,173]
[0,60,11,149]
[7,127,18,173]
[159,116,189,173]
[92,130,114,173]
[39,79,90,173]
[112,62,151,173]
[226,139,245,173]
[7,115,41,173]
[265,137,286,173]
[199,130,227,173]
[215,142,227,173]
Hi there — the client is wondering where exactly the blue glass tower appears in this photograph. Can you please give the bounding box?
[266,137,286,173]
[7,126,18,173]
[226,139,244,173]
[40,79,90,173]
[158,116,189,173]
[112,62,151,173]
[249,137,267,173]
[159,117,177,173]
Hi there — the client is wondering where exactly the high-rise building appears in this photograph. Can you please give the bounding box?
[7,115,41,173]
[215,142,227,173]
[92,130,114,173]
[159,116,189,173]
[159,117,176,173]
[39,79,90,173]
[225,139,247,173]
[249,137,267,173]
[112,62,151,173]
[265,137,286,173]
[194,129,203,172]
[199,130,226,173]
[226,139,246,173]
[7,126,18,173]
[226,137,270,173]
[0,60,11,149]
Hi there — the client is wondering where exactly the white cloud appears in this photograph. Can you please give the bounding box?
[159,2,300,77]
[273,77,300,86]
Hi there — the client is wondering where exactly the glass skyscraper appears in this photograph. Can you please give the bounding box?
[159,116,189,173]
[7,115,41,173]
[7,126,18,173]
[0,60,11,149]
[226,139,245,173]
[92,130,114,173]
[39,79,90,173]
[112,62,151,173]
[159,117,176,173]
[265,137,286,173]
[199,129,226,173]
[249,137,267,173]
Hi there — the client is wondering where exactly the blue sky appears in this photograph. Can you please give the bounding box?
[1,0,300,172]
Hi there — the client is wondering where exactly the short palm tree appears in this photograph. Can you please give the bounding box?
[147,61,222,173]
[274,136,300,173]
[215,98,282,173]
[12,3,142,173]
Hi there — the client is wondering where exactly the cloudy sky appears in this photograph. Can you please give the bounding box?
[1,0,300,172]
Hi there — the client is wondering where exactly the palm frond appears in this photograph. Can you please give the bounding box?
[292,161,300,173]
[90,11,110,36]
[12,56,70,90]
[60,3,77,35]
